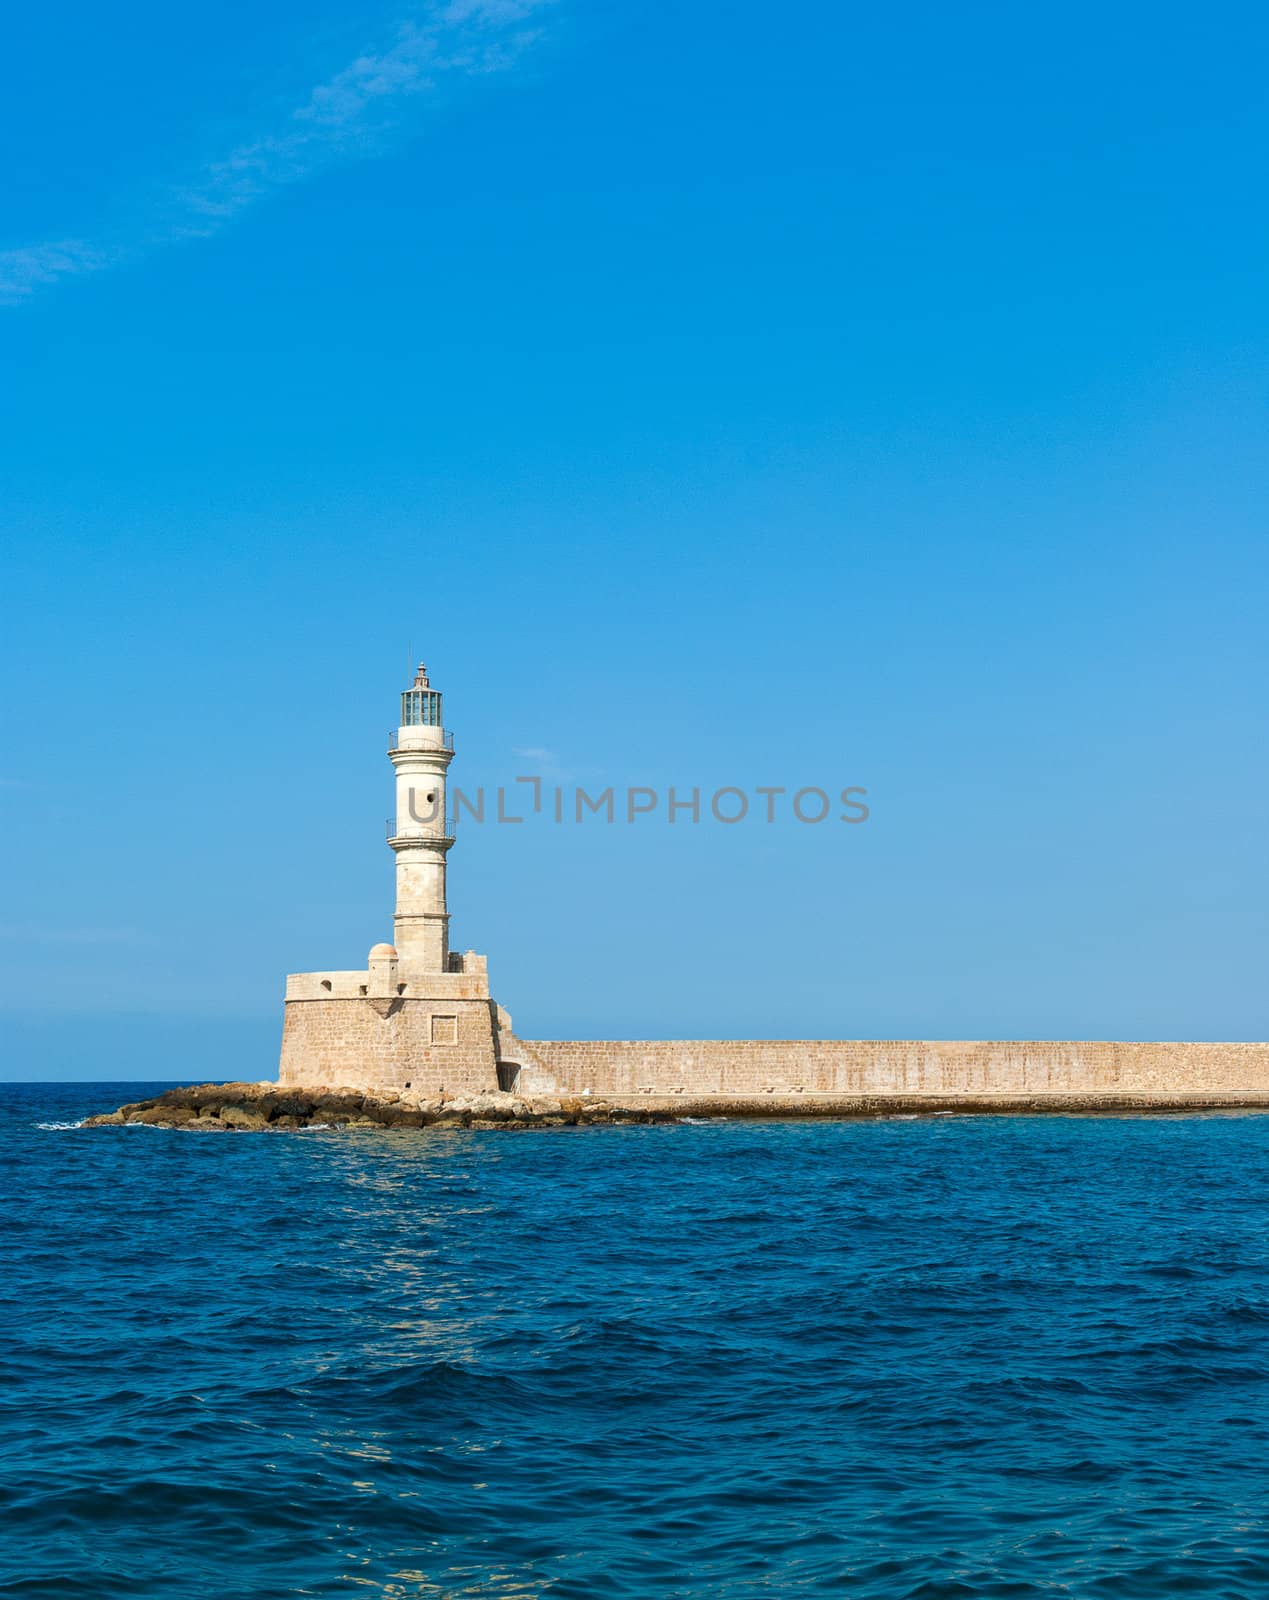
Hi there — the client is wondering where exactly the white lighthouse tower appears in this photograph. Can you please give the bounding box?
[277,659,517,1096]
[388,663,453,972]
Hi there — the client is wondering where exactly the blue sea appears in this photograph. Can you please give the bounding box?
[4,1085,1269,1597]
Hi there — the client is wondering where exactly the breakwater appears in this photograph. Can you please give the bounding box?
[503,1037,1269,1099]
[84,1079,1269,1131]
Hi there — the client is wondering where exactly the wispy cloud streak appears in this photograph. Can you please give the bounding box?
[0,0,550,304]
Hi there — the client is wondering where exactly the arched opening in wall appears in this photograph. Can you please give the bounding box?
[320,980,332,991]
[359,985,367,996]
[397,983,407,995]
[496,1061,522,1093]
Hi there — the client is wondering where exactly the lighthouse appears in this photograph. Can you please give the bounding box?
[388,663,453,972]
[278,659,517,1096]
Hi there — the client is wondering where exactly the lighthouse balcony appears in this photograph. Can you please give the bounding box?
[388,728,454,753]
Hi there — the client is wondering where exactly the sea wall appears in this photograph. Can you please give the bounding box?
[505,1038,1269,1100]
[277,999,1269,1104]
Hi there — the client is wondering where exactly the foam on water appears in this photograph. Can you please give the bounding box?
[4,1081,1269,1598]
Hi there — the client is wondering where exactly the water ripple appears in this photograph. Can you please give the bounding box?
[4,1086,1269,1595]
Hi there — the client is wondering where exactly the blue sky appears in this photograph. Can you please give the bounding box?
[3,0,1267,1078]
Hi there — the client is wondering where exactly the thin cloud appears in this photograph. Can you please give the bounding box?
[0,241,124,301]
[513,746,574,782]
[0,0,552,304]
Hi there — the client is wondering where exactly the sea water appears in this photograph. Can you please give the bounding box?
[3,1082,1269,1597]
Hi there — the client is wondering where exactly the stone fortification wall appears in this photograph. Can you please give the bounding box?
[279,997,498,1094]
[505,1038,1269,1100]
[277,1003,1269,1105]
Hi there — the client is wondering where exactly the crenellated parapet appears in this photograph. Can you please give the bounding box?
[284,950,492,1004]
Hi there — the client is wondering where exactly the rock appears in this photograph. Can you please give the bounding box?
[465,1093,515,1120]
[218,1104,271,1130]
[374,1103,425,1128]
[159,1105,198,1125]
[130,1106,184,1126]
[255,1092,313,1122]
[83,1078,689,1135]
[178,1082,260,1113]
[312,1091,366,1119]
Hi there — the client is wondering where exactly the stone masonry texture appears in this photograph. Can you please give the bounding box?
[504,1037,1269,1099]
[278,1014,1269,1103]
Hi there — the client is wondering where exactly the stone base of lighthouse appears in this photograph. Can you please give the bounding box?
[278,948,512,1096]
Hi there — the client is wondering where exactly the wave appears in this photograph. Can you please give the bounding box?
[6,1092,1269,1598]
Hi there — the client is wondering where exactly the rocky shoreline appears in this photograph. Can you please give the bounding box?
[83,1082,678,1131]
[81,1081,1269,1132]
